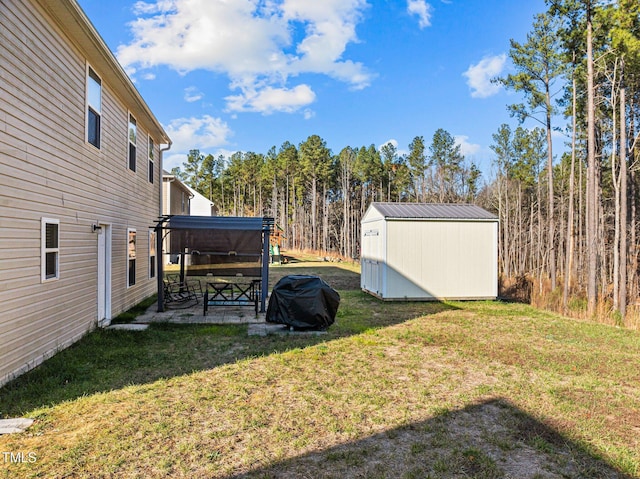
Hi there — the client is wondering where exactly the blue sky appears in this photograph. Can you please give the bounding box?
[77,0,553,179]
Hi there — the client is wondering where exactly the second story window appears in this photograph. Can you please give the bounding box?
[128,114,137,172]
[148,137,155,183]
[87,67,101,148]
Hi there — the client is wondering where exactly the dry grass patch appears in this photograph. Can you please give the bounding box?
[1,257,639,478]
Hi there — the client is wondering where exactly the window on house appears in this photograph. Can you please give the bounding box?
[149,229,156,279]
[148,137,155,183]
[127,229,136,287]
[87,67,101,148]
[41,218,59,281]
[128,115,137,172]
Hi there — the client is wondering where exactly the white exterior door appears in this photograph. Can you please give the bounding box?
[97,224,111,326]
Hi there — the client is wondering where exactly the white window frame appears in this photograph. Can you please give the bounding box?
[41,218,60,282]
[149,228,156,279]
[86,65,102,149]
[127,228,136,287]
[128,113,137,172]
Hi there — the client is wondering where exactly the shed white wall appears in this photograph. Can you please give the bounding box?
[361,206,498,300]
[384,219,497,299]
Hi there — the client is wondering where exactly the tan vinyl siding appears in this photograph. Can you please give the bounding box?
[0,0,166,386]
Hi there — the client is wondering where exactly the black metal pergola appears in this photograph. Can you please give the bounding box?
[155,215,274,312]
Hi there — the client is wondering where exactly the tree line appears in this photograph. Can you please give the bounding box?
[173,0,640,326]
[172,128,480,259]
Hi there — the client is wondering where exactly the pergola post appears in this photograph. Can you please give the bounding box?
[261,219,271,312]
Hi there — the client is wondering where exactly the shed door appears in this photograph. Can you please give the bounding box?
[362,228,381,294]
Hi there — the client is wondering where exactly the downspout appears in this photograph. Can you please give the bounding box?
[157,141,173,312]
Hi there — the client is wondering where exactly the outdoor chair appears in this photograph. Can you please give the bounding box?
[163,275,201,308]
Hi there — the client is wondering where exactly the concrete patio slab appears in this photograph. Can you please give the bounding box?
[107,324,149,331]
[248,323,329,337]
[133,301,267,326]
[129,300,329,337]
[0,418,34,435]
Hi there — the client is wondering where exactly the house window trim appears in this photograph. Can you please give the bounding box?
[41,217,60,282]
[128,113,137,172]
[149,228,156,279]
[127,228,136,288]
[86,65,102,149]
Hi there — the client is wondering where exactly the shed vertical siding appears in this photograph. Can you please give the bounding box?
[385,220,497,299]
[360,211,385,295]
[0,0,164,386]
[360,203,498,301]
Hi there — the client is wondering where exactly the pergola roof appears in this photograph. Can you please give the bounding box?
[164,215,270,231]
[155,215,273,313]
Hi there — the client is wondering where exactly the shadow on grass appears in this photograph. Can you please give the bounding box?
[227,398,633,479]
[0,290,457,418]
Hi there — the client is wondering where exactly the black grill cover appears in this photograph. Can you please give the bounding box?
[266,275,340,330]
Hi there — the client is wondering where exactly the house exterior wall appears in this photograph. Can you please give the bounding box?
[0,0,168,386]
[162,177,191,216]
[187,186,215,216]
[162,176,192,264]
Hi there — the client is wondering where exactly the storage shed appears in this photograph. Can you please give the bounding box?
[361,203,498,300]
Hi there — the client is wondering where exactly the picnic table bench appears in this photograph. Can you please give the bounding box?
[203,277,261,317]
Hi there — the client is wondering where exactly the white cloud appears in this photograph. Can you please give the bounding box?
[380,139,398,150]
[163,153,188,172]
[463,54,506,98]
[132,0,175,15]
[163,115,232,154]
[454,135,481,157]
[117,0,371,113]
[164,147,237,172]
[225,84,316,114]
[407,0,432,29]
[379,138,408,158]
[184,86,203,103]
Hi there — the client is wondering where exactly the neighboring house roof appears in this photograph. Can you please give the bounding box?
[35,0,170,145]
[368,202,498,220]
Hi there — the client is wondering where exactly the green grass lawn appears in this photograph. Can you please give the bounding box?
[1,257,639,478]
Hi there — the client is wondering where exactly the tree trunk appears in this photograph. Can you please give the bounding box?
[612,79,620,312]
[311,177,317,250]
[563,72,577,312]
[546,87,556,291]
[619,82,627,319]
[586,4,597,315]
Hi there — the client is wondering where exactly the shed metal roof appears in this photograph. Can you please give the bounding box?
[370,202,498,220]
